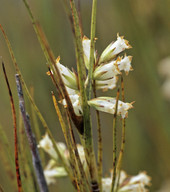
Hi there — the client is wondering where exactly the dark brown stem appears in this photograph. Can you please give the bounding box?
[15,74,48,192]
[2,62,23,192]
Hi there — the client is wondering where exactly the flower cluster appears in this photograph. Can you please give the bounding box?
[55,34,133,118]
[39,134,151,190]
[38,133,87,185]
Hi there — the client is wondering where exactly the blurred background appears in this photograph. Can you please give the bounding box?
[0,0,170,191]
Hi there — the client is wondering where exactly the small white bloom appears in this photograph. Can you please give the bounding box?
[44,160,67,185]
[82,36,96,69]
[95,76,118,91]
[102,177,112,192]
[38,133,58,160]
[128,171,151,186]
[99,34,132,64]
[77,144,86,164]
[102,170,151,192]
[60,94,83,116]
[88,97,133,118]
[117,55,133,75]
[55,56,78,90]
[38,133,67,160]
[120,171,151,192]
[158,56,170,77]
[94,60,120,81]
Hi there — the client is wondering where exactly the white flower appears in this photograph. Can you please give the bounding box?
[44,160,67,185]
[55,56,78,90]
[82,36,96,69]
[102,177,112,192]
[117,55,133,75]
[158,56,170,77]
[95,76,118,91]
[77,144,86,164]
[120,171,151,192]
[88,97,133,118]
[102,170,151,192]
[99,34,132,64]
[38,133,67,160]
[94,60,120,81]
[60,93,83,116]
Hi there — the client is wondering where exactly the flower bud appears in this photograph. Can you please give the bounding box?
[95,76,118,91]
[94,60,120,81]
[82,36,96,69]
[44,160,67,185]
[55,56,78,90]
[88,97,133,118]
[60,93,83,116]
[99,34,132,64]
[117,55,133,75]
[38,133,67,160]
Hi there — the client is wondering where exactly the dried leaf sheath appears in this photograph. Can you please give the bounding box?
[2,63,23,192]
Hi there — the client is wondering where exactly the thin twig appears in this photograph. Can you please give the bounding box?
[2,62,23,192]
[15,74,48,192]
[93,83,102,192]
[87,0,97,100]
[111,88,120,192]
[115,77,126,191]
[77,0,83,37]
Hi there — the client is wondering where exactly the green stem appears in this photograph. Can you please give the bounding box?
[87,0,97,100]
[111,89,120,192]
[69,0,98,187]
[115,77,126,191]
[93,83,102,191]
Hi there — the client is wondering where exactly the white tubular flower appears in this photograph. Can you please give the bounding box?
[99,34,132,64]
[95,76,118,91]
[102,171,151,192]
[94,60,120,81]
[38,133,58,160]
[119,171,151,192]
[117,55,133,75]
[102,177,112,192]
[88,97,133,118]
[60,93,83,116]
[55,56,78,90]
[44,160,67,185]
[82,36,96,69]
[38,133,67,160]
